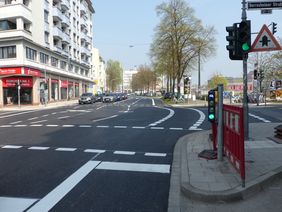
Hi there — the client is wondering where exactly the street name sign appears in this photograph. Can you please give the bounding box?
[247,1,282,10]
[251,24,282,52]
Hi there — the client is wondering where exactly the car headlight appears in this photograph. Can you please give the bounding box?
[87,97,91,100]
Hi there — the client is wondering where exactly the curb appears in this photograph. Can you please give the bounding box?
[179,131,282,202]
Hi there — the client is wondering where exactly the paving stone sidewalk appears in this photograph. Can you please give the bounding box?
[168,122,282,212]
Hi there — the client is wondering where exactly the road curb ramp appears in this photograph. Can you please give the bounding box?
[179,131,282,202]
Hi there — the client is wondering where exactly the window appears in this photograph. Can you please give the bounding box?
[40,52,49,64]
[26,47,37,60]
[44,10,49,23]
[60,61,67,70]
[0,20,16,31]
[51,57,58,67]
[44,32,49,44]
[0,46,16,59]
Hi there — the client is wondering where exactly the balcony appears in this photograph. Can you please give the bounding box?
[62,32,70,44]
[52,26,63,39]
[80,3,87,15]
[0,4,32,22]
[54,45,62,54]
[44,0,49,11]
[0,29,32,41]
[61,0,70,10]
[44,22,49,32]
[52,6,62,21]
[61,14,70,26]
[80,32,87,41]
[80,46,90,56]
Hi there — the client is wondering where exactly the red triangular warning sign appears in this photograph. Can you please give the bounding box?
[251,24,282,52]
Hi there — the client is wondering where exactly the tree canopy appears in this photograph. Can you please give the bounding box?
[105,60,123,92]
[208,73,228,90]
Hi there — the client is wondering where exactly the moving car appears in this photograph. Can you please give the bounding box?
[78,93,96,104]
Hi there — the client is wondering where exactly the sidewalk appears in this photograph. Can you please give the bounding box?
[0,100,78,111]
[168,122,282,211]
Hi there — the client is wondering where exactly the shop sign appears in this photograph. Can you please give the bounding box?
[2,77,33,88]
[51,79,58,83]
[0,67,22,75]
[60,80,68,88]
[24,68,42,77]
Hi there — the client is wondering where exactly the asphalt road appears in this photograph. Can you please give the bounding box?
[0,97,209,212]
[0,98,280,211]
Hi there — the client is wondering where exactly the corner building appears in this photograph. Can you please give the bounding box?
[0,0,94,107]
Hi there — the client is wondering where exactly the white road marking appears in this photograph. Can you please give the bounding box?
[55,148,77,152]
[0,125,12,127]
[2,145,22,149]
[0,110,37,119]
[52,112,57,115]
[188,108,205,130]
[96,161,170,173]
[92,115,118,122]
[58,116,70,119]
[46,125,58,127]
[14,125,27,127]
[114,151,135,155]
[84,149,106,153]
[249,113,271,123]
[152,99,155,106]
[0,197,38,212]
[9,121,22,124]
[96,105,106,110]
[30,124,43,127]
[27,161,101,212]
[30,120,47,124]
[145,153,167,157]
[28,146,50,150]
[42,114,49,117]
[62,125,75,128]
[169,128,183,130]
[28,117,38,120]
[96,125,109,128]
[132,126,146,129]
[148,107,175,127]
[114,126,127,129]
[150,127,164,130]
[79,125,92,128]
[68,110,90,113]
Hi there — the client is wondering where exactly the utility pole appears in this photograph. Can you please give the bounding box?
[242,0,249,140]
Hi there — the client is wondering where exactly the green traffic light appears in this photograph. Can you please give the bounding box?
[208,114,215,120]
[242,43,250,51]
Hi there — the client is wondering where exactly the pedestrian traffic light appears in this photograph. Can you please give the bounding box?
[272,22,277,34]
[208,90,216,122]
[226,24,242,60]
[254,69,258,80]
[238,20,251,53]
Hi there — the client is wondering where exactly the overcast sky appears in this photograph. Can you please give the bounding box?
[92,0,282,85]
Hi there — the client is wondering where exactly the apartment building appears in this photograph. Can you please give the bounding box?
[0,0,94,107]
[91,48,106,94]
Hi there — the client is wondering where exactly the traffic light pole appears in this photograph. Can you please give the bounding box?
[242,0,249,140]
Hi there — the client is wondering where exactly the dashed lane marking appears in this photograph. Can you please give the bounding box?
[30,120,47,124]
[114,151,135,155]
[58,116,70,119]
[188,108,205,130]
[1,145,169,157]
[9,121,22,124]
[28,117,39,120]
[0,124,202,131]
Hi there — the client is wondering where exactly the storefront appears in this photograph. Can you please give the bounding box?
[68,81,74,99]
[51,79,59,101]
[60,80,68,100]
[75,83,79,97]
[2,77,33,105]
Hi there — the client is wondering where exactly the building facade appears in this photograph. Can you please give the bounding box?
[0,0,94,107]
[123,68,138,93]
[91,48,105,94]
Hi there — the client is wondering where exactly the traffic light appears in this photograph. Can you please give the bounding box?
[254,69,258,80]
[208,90,216,122]
[238,20,251,53]
[272,22,277,34]
[259,69,264,80]
[226,24,242,60]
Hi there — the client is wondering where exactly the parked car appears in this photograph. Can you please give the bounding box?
[78,93,96,104]
[102,93,116,103]
[95,93,104,102]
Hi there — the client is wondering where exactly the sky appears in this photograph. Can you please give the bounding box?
[92,0,282,85]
